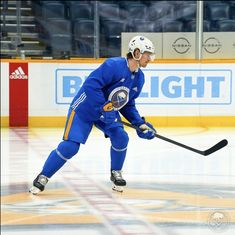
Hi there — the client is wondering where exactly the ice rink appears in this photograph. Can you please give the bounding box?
[1,126,235,235]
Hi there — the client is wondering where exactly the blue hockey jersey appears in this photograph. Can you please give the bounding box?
[70,57,145,125]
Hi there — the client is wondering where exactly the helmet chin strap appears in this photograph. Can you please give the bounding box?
[131,52,142,68]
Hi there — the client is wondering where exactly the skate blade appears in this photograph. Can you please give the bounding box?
[112,185,123,193]
[29,186,41,195]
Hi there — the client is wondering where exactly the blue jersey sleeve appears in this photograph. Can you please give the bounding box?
[119,72,145,126]
[82,59,116,115]
[119,99,144,126]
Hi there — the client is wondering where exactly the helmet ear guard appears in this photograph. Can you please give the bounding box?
[131,48,142,61]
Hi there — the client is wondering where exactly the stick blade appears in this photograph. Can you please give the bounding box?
[204,139,228,156]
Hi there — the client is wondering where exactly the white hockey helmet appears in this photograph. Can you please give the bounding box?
[128,35,155,61]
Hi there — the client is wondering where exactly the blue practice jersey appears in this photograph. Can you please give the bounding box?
[70,57,145,125]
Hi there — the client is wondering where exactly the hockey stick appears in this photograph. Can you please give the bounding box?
[117,119,228,156]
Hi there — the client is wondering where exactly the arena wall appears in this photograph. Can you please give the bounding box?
[1,59,235,127]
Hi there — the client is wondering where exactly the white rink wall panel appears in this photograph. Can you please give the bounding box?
[1,61,235,117]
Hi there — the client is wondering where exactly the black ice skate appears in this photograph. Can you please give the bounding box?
[29,174,49,195]
[110,170,126,193]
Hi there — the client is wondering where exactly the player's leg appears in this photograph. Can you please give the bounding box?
[29,140,80,194]
[107,126,129,192]
[30,108,93,194]
[96,120,129,192]
[106,127,129,172]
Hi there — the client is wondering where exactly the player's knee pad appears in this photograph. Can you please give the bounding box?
[108,127,129,150]
[56,140,80,160]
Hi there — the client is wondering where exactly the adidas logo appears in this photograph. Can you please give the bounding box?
[9,66,28,79]
[132,87,138,92]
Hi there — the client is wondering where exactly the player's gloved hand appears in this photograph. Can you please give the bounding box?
[136,118,156,140]
[99,101,116,124]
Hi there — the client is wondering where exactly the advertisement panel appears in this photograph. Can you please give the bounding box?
[122,32,235,59]
[139,68,232,105]
[55,67,232,106]
[203,32,235,59]
[9,62,28,126]
[1,61,235,121]
[162,33,196,59]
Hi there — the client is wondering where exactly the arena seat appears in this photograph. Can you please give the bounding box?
[74,19,94,39]
[123,3,147,20]
[74,39,94,57]
[99,3,120,20]
[176,3,196,21]
[101,20,126,39]
[129,20,155,32]
[50,34,72,57]
[230,1,235,19]
[217,19,235,31]
[73,19,95,57]
[185,20,211,32]
[153,21,163,32]
[101,20,127,57]
[42,2,65,20]
[118,0,142,9]
[207,3,230,21]
[148,2,174,21]
[162,20,184,32]
[47,19,72,35]
[68,3,93,20]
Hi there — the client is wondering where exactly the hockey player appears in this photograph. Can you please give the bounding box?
[30,35,156,193]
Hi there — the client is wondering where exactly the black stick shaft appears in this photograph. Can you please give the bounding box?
[117,120,227,156]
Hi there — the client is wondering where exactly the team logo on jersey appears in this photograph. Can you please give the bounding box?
[108,86,129,110]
